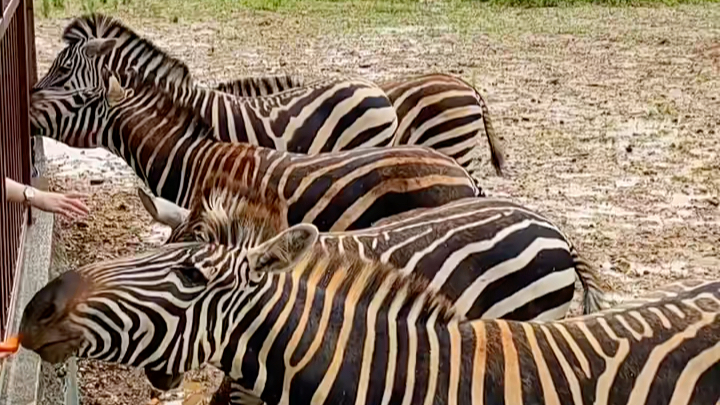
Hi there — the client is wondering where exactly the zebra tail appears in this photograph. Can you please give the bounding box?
[476,92,506,177]
[450,74,506,176]
[571,249,611,314]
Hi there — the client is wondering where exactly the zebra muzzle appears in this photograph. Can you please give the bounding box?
[19,270,89,363]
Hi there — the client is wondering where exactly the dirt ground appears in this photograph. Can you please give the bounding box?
[32,4,720,404]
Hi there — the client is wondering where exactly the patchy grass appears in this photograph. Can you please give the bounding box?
[33,0,719,21]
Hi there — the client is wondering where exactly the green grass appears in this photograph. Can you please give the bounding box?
[35,0,718,19]
[34,0,718,25]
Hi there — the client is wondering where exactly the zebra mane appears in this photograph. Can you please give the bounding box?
[62,13,193,89]
[168,173,287,246]
[62,13,117,43]
[214,74,305,96]
[296,247,458,323]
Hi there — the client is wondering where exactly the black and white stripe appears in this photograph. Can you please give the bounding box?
[216,72,506,173]
[37,14,504,171]
[29,72,481,232]
[145,183,606,321]
[214,74,305,98]
[382,73,504,173]
[34,14,400,155]
[20,196,720,405]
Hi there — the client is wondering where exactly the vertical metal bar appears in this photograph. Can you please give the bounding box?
[16,0,31,225]
[0,4,30,338]
[24,0,35,85]
[0,19,7,337]
[0,14,9,336]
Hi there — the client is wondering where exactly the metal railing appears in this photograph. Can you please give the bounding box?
[0,0,36,339]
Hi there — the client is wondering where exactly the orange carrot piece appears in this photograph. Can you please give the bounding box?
[0,335,20,353]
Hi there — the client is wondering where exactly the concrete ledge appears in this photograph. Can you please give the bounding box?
[64,359,78,405]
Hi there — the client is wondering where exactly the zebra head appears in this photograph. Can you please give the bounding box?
[35,14,119,90]
[29,71,129,148]
[36,13,193,94]
[19,202,319,379]
[34,37,118,90]
[140,175,293,247]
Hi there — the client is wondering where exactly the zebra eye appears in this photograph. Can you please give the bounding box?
[248,270,264,285]
[257,255,279,269]
[38,303,56,322]
[175,266,208,287]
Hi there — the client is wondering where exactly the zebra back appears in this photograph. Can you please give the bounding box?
[145,176,605,321]
[218,71,509,174]
[214,74,306,97]
[381,73,506,174]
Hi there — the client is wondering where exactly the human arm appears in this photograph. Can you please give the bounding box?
[5,177,26,204]
[5,177,90,218]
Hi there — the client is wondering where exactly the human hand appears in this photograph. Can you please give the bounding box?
[31,190,90,219]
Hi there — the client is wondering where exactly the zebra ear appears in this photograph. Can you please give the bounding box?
[107,75,125,106]
[138,188,189,229]
[247,224,318,274]
[83,38,117,57]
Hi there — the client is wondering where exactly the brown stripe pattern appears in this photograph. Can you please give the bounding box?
[29,73,480,232]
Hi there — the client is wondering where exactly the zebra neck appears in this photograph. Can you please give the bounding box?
[99,92,229,207]
[159,84,230,142]
[216,252,458,403]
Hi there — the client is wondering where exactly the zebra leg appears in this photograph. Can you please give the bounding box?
[210,376,266,405]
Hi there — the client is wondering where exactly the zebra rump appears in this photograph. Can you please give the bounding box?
[215,72,506,174]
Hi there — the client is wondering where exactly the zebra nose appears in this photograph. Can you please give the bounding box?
[20,270,87,339]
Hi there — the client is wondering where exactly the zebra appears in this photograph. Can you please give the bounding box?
[29,71,481,232]
[35,14,505,173]
[19,187,720,405]
[138,176,607,403]
[35,14,399,154]
[216,72,505,173]
[140,177,607,322]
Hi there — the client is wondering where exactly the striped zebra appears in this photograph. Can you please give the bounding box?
[35,14,399,154]
[19,189,720,405]
[140,178,606,322]
[216,72,505,172]
[35,14,505,173]
[29,72,481,231]
[139,177,607,403]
